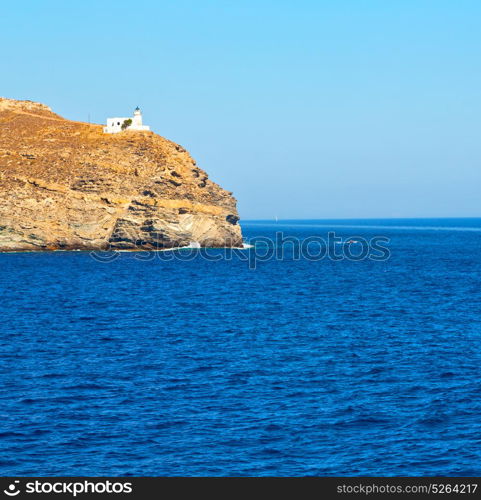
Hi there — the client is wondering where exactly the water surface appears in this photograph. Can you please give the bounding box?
[1,218,480,476]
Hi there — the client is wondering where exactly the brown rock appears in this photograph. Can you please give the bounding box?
[0,97,243,251]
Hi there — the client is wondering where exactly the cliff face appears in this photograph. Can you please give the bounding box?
[0,98,243,251]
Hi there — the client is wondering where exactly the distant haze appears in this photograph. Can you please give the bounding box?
[2,0,480,219]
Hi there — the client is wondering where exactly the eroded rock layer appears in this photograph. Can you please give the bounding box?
[0,98,243,251]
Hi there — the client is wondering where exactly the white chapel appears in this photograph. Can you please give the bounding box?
[103,107,150,134]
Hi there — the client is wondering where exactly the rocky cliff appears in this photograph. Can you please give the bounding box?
[0,98,243,251]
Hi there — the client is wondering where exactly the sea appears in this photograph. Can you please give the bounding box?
[1,218,481,476]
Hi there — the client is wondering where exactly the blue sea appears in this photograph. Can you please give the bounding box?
[1,218,481,477]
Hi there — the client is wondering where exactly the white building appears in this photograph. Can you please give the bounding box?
[103,107,150,134]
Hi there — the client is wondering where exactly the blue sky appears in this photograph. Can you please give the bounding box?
[2,0,480,219]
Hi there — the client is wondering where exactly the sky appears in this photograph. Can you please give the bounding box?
[2,0,480,219]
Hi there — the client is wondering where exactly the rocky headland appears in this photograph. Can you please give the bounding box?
[0,98,242,251]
